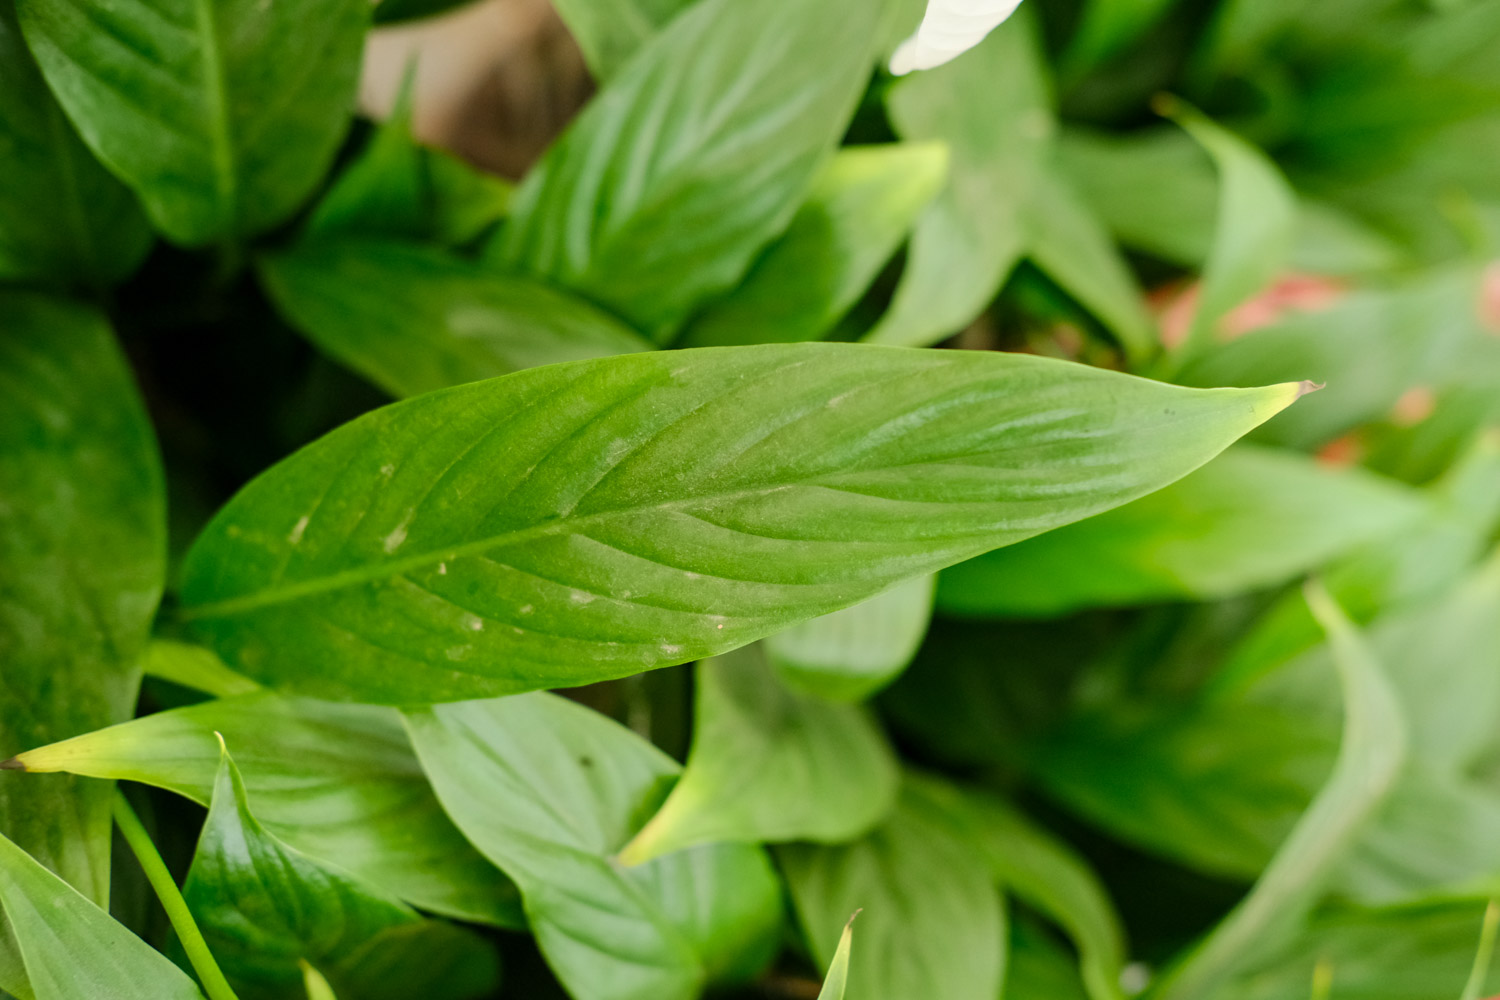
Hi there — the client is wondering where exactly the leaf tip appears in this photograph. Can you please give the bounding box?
[1296,380,1326,399]
[0,757,25,772]
[1151,92,1183,118]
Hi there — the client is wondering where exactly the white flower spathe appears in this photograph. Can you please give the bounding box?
[890,0,1025,75]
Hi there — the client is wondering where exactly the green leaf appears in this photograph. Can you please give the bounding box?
[866,13,1051,347]
[317,922,502,1000]
[259,240,652,399]
[183,743,498,1000]
[403,693,783,1000]
[15,0,367,245]
[779,777,1007,1000]
[1006,916,1092,1000]
[816,915,857,1000]
[0,831,207,1000]
[937,445,1424,617]
[0,292,165,998]
[548,0,690,80]
[679,143,949,348]
[766,575,935,702]
[1154,99,1298,367]
[491,0,880,341]
[618,643,899,865]
[176,343,1306,704]
[144,640,261,698]
[0,0,151,287]
[302,963,337,1000]
[1061,0,1181,78]
[9,693,523,928]
[1150,585,1407,1000]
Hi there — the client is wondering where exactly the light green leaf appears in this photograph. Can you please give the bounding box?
[0,0,151,286]
[816,915,857,1000]
[301,963,337,1000]
[184,744,498,1000]
[9,693,523,928]
[259,239,652,399]
[1155,99,1298,366]
[0,831,206,1000]
[1025,169,1157,361]
[937,445,1424,617]
[15,0,367,245]
[767,575,935,702]
[0,293,165,999]
[619,644,899,865]
[549,0,690,80]
[679,143,949,348]
[144,640,261,698]
[492,0,879,341]
[176,343,1305,705]
[1149,585,1407,1000]
[779,778,1007,1000]
[867,13,1051,347]
[403,693,783,1000]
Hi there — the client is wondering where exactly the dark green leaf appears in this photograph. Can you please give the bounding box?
[184,743,498,1000]
[867,13,1051,347]
[259,239,651,399]
[372,0,480,25]
[10,693,523,928]
[779,777,1006,1000]
[16,0,367,245]
[0,293,165,998]
[679,143,949,348]
[1062,0,1181,78]
[177,343,1306,704]
[619,643,899,864]
[766,575,934,703]
[937,445,1424,617]
[0,831,206,1000]
[0,0,151,286]
[548,0,691,80]
[404,693,783,1000]
[491,0,880,341]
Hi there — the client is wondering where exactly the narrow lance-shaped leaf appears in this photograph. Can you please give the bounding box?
[177,343,1307,705]
[0,293,165,998]
[183,742,498,1000]
[817,915,858,1000]
[779,777,1007,1000]
[144,640,261,698]
[0,0,151,286]
[766,575,935,702]
[492,0,880,341]
[0,831,206,1000]
[7,693,523,929]
[619,643,900,865]
[259,239,652,400]
[548,0,691,80]
[1149,584,1408,1000]
[15,0,368,245]
[404,693,784,1000]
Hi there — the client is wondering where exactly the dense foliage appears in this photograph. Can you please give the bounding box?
[3,0,1500,998]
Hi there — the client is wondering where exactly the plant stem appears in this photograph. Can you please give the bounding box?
[112,790,241,1000]
[1460,900,1500,1000]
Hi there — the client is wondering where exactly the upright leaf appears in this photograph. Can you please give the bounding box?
[8,693,523,928]
[1150,585,1407,1000]
[0,832,206,1000]
[619,644,899,864]
[1062,0,1181,78]
[144,640,262,698]
[259,240,652,399]
[16,0,367,245]
[404,694,783,1000]
[549,0,691,80]
[492,0,879,341]
[0,0,150,286]
[779,779,1007,1000]
[679,143,949,348]
[816,916,857,1000]
[867,13,1051,347]
[183,744,498,1000]
[766,575,935,702]
[937,445,1423,617]
[0,293,165,997]
[176,343,1307,704]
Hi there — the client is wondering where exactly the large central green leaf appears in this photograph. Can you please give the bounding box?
[178,343,1304,704]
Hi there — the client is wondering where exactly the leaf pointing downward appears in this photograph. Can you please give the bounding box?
[180,343,1306,705]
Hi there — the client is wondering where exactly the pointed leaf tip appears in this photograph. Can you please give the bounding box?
[0,757,25,771]
[1297,381,1326,398]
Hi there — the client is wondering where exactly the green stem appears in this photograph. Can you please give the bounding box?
[1460,900,1500,1000]
[112,790,241,1000]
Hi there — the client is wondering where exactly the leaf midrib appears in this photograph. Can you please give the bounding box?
[191,0,236,231]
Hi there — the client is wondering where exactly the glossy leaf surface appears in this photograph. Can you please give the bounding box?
[493,0,879,341]
[178,343,1304,704]
[10,693,522,928]
[260,240,651,399]
[404,693,783,1000]
[16,0,367,244]
[620,644,899,864]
